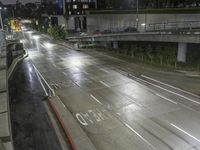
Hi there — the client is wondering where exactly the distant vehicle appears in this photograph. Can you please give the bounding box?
[10,19,22,32]
[115,27,124,33]
[124,27,137,32]
[79,32,88,36]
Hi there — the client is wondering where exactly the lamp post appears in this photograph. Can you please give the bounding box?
[136,0,139,30]
[0,7,7,30]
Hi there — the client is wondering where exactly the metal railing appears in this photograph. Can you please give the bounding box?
[147,21,200,31]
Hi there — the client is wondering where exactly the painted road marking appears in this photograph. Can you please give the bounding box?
[171,123,200,143]
[90,94,102,105]
[35,68,48,96]
[129,74,200,105]
[32,64,55,96]
[156,94,178,105]
[100,68,110,73]
[124,123,157,150]
[76,108,112,126]
[99,80,110,88]
[141,74,200,99]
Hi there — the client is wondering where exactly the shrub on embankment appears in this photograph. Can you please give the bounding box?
[91,42,200,71]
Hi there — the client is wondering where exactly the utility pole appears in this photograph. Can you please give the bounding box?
[62,0,66,15]
[0,11,3,30]
[136,0,139,30]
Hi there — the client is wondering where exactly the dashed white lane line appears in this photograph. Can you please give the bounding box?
[141,74,200,99]
[124,123,157,150]
[171,123,200,143]
[100,68,110,73]
[99,80,110,88]
[90,94,102,105]
[129,74,200,105]
[156,94,178,105]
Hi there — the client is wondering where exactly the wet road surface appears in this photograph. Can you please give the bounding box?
[9,59,62,150]
[23,30,200,150]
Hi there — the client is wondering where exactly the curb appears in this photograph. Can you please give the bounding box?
[47,97,77,150]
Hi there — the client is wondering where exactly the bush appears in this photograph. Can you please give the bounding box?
[47,26,67,40]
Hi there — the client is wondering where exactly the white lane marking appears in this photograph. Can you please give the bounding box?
[100,68,110,73]
[32,64,55,96]
[35,70,48,96]
[141,74,200,99]
[57,96,66,108]
[124,123,157,150]
[99,80,110,88]
[90,94,102,105]
[116,113,121,116]
[156,94,178,105]
[84,71,89,75]
[129,74,200,105]
[171,123,200,143]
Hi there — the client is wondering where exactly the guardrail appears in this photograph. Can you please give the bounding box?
[147,21,200,31]
[0,31,27,150]
[0,31,14,150]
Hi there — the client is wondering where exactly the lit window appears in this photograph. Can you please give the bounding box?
[83,4,89,9]
[73,4,77,9]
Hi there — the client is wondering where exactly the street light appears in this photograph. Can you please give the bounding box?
[136,0,139,30]
[0,7,7,30]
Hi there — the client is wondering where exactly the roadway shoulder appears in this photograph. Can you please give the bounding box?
[0,93,7,113]
[49,96,97,150]
[0,69,6,92]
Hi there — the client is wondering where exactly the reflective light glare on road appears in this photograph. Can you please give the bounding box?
[20,39,24,43]
[33,35,40,40]
[44,42,54,49]
[70,56,84,67]
[22,26,28,31]
[26,31,34,34]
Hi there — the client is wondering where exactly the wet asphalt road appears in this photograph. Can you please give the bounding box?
[23,30,200,150]
[9,59,62,150]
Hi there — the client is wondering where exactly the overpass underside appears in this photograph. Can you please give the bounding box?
[68,33,200,63]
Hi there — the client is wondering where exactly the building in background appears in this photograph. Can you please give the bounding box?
[66,0,97,32]
[41,0,97,32]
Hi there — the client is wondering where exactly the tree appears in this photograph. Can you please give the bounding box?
[47,26,67,40]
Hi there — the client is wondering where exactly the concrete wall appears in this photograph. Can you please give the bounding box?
[87,13,200,33]
[57,15,67,29]
[68,16,75,30]
[42,15,68,29]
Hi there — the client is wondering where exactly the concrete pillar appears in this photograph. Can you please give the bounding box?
[113,41,118,49]
[177,43,187,63]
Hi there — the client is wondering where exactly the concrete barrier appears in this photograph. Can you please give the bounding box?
[0,92,13,150]
[48,96,97,150]
[0,58,7,70]
[0,69,6,92]
[0,32,27,150]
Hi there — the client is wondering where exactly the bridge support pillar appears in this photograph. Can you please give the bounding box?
[113,41,118,49]
[177,43,187,63]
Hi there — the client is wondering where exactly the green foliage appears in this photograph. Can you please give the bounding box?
[47,26,67,40]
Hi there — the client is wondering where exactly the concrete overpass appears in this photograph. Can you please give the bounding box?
[67,31,200,62]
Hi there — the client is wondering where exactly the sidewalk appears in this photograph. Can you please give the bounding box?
[9,59,62,150]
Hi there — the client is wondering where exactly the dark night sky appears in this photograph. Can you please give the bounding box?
[1,0,41,4]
